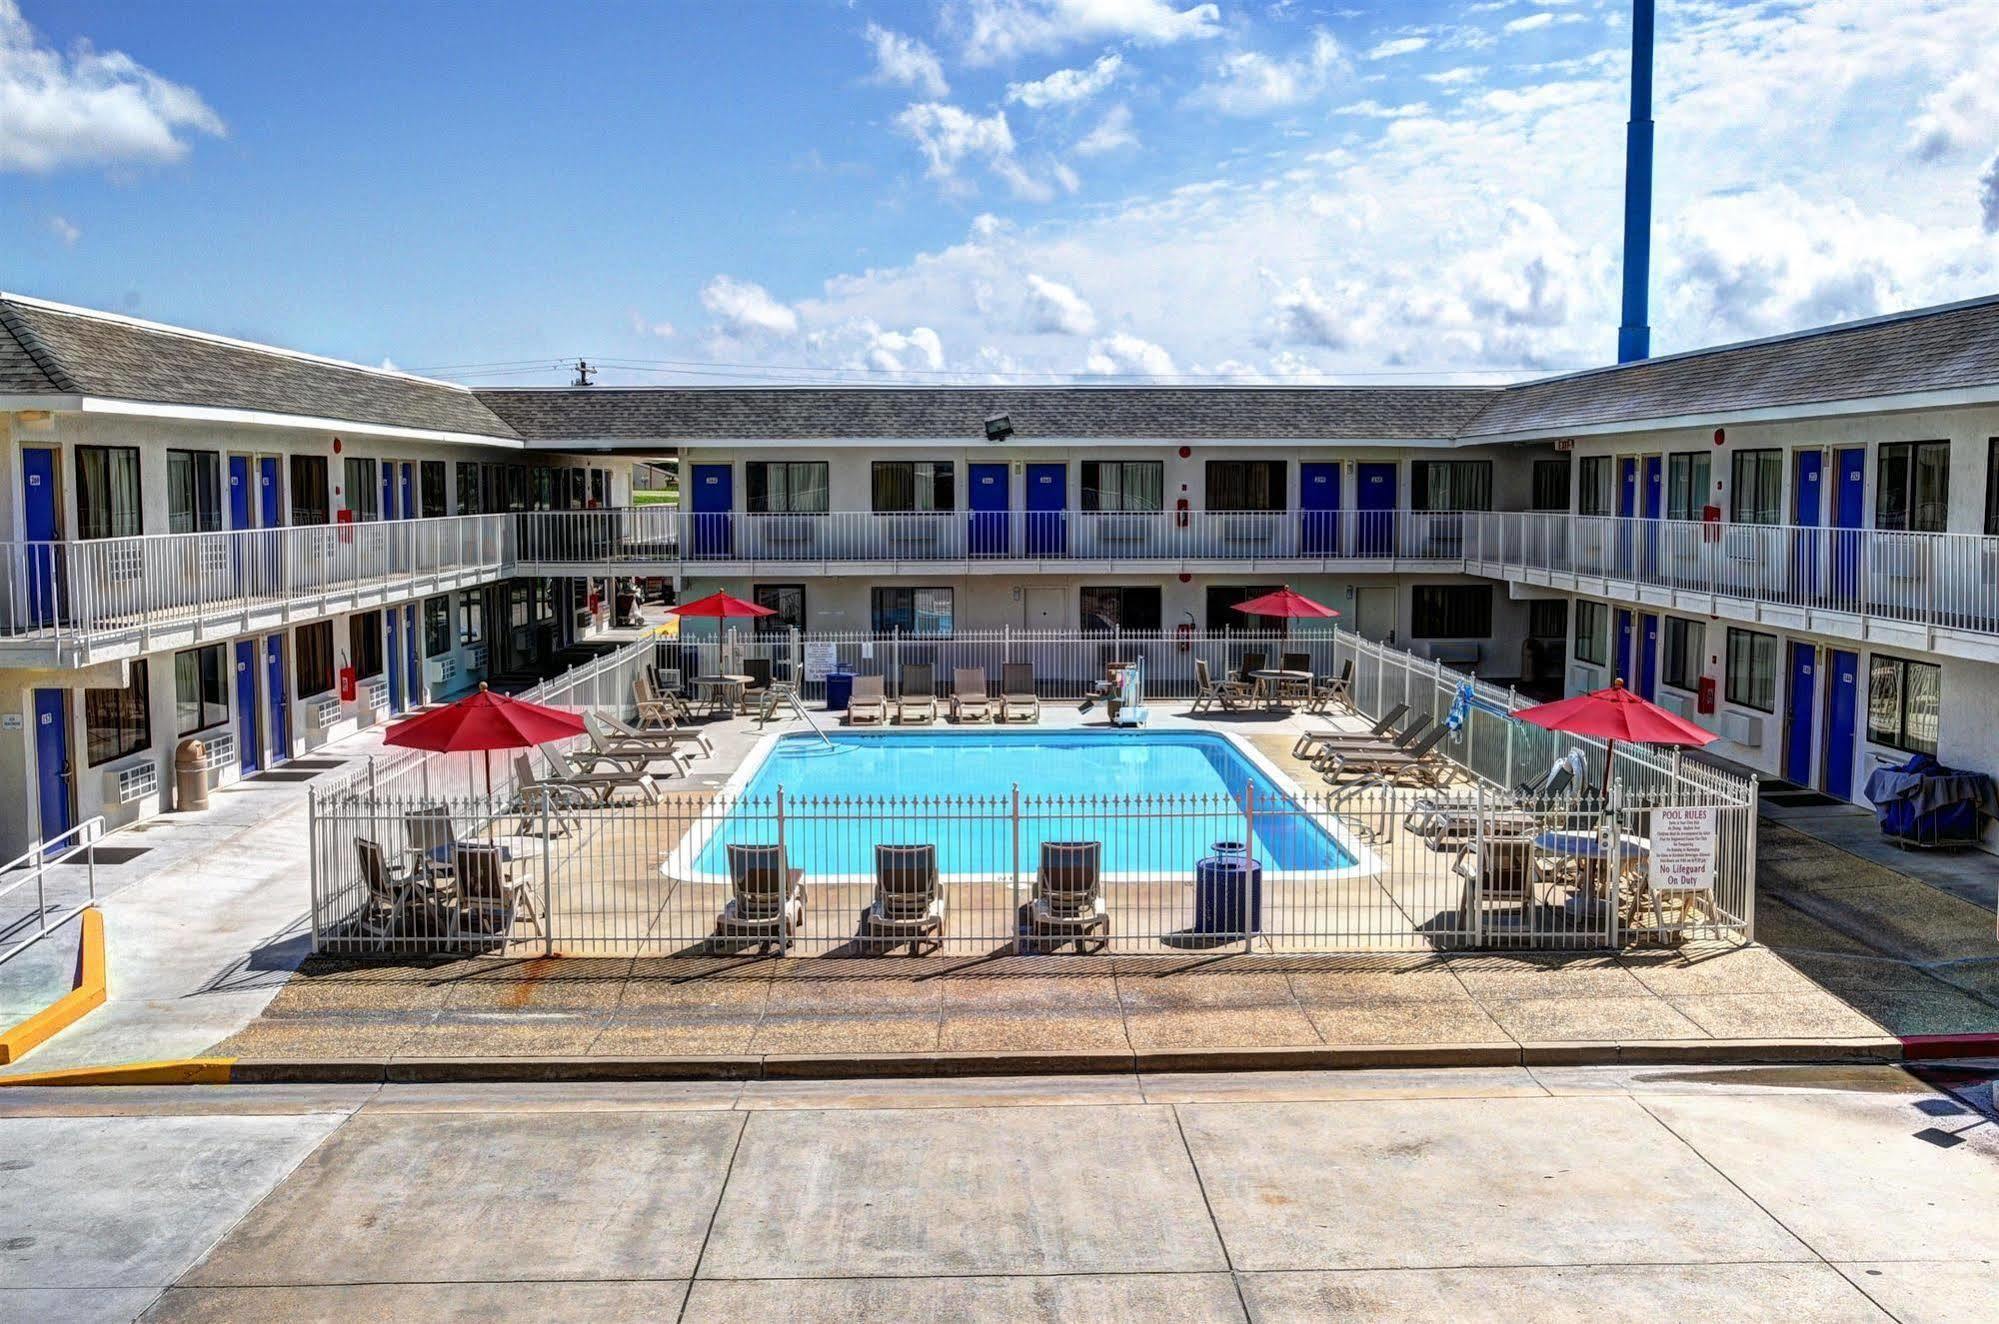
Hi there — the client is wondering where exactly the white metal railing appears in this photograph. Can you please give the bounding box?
[0,816,104,969]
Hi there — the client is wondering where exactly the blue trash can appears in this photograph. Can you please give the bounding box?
[1192,841,1262,936]
[824,669,856,713]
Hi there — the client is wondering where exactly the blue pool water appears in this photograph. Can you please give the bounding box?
[685,729,1358,879]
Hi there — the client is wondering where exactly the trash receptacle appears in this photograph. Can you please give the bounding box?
[824,669,856,713]
[174,739,210,812]
[1192,840,1261,937]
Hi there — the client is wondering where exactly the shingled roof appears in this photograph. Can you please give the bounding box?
[0,294,520,442]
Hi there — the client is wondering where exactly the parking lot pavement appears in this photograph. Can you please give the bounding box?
[4,1063,1996,1322]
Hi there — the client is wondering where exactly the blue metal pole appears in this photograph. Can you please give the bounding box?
[1617,0,1656,364]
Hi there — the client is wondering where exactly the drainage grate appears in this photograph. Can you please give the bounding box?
[1763,789,1845,808]
[250,770,324,783]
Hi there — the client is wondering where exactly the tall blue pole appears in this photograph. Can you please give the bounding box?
[1617,0,1655,364]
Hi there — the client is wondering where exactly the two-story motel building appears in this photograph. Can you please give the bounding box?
[5,290,1998,858]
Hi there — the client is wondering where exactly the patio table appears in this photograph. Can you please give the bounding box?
[691,674,752,717]
[1249,669,1312,711]
[1533,829,1650,907]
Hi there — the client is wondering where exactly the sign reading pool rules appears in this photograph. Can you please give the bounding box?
[1648,806,1717,893]
[803,643,838,682]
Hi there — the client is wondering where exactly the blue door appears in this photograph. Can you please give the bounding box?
[33,689,73,845]
[1641,455,1662,575]
[403,604,421,707]
[1614,608,1634,685]
[400,463,416,520]
[380,463,396,520]
[690,464,733,558]
[1831,448,1865,605]
[1616,457,1639,575]
[234,639,261,773]
[1824,648,1860,800]
[228,456,253,592]
[385,610,404,713]
[968,463,1009,557]
[1784,642,1817,786]
[1300,462,1341,557]
[1791,450,1822,598]
[21,447,61,627]
[265,635,290,765]
[1025,464,1067,557]
[258,456,281,526]
[1356,462,1396,556]
[1636,613,1659,701]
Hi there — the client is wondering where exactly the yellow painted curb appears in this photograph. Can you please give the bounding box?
[0,908,108,1066]
[0,1057,237,1087]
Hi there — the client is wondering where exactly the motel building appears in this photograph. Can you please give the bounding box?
[4,290,1998,861]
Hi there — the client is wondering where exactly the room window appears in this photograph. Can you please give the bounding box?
[1205,460,1286,512]
[174,644,229,735]
[1730,449,1782,525]
[1080,586,1163,633]
[343,458,379,521]
[872,461,954,512]
[1530,458,1570,512]
[505,465,528,513]
[1081,461,1165,511]
[1577,456,1613,516]
[456,462,482,515]
[289,456,329,525]
[1574,600,1609,665]
[84,660,150,766]
[458,590,484,645]
[508,584,531,631]
[1986,439,1999,536]
[349,610,384,679]
[1665,452,1711,521]
[1876,440,1949,532]
[870,587,953,635]
[295,622,334,697]
[1410,585,1492,638]
[1725,628,1779,712]
[167,450,223,533]
[590,469,608,507]
[1411,461,1493,512]
[752,584,805,634]
[1661,617,1703,692]
[420,460,448,517]
[1206,584,1283,633]
[1527,600,1568,640]
[529,467,554,512]
[1867,655,1941,756]
[423,596,452,657]
[746,462,830,514]
[75,445,142,540]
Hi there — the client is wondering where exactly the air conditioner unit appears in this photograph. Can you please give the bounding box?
[1569,664,1603,693]
[427,655,458,685]
[108,761,159,805]
[1657,690,1698,720]
[1718,710,1764,747]
[307,694,343,729]
[467,644,489,669]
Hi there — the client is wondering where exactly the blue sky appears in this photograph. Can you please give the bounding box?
[8,0,1999,385]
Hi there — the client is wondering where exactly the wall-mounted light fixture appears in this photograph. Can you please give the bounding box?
[984,413,1014,441]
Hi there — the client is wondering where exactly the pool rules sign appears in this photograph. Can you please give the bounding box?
[1648,806,1718,893]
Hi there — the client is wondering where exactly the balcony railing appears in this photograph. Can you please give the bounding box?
[1469,512,1999,637]
[0,514,511,655]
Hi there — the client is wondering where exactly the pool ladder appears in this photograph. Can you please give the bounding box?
[757,682,836,749]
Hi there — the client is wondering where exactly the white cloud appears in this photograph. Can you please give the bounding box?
[0,0,225,172]
[1193,29,1347,116]
[1257,273,1350,349]
[950,0,1221,65]
[1084,331,1176,376]
[1366,36,1430,60]
[894,101,1068,201]
[628,311,676,338]
[378,356,400,373]
[847,322,946,372]
[1006,51,1122,108]
[1075,102,1138,154]
[1337,100,1430,120]
[865,22,949,98]
[1022,273,1098,334]
[1906,70,1999,161]
[1504,12,1555,33]
[47,213,79,245]
[1423,66,1485,88]
[700,276,800,337]
[1981,154,1999,233]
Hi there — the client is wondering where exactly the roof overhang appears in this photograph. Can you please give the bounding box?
[4,394,524,448]
[520,434,1463,451]
[1460,382,1999,446]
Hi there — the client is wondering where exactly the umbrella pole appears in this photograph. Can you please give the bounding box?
[484,750,492,808]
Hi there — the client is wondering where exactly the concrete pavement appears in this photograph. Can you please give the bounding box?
[3,1063,1995,1321]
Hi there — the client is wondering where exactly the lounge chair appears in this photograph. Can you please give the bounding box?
[950,667,993,723]
[897,665,937,724]
[1020,841,1109,954]
[561,728,687,780]
[1321,724,1451,783]
[847,673,888,725]
[708,843,806,955]
[1305,659,1355,715]
[865,843,946,954]
[601,708,712,758]
[534,748,663,804]
[1000,662,1040,723]
[1191,658,1254,713]
[1306,714,1433,770]
[1292,701,1410,759]
[739,657,773,713]
[354,837,437,942]
[452,841,544,941]
[581,713,692,777]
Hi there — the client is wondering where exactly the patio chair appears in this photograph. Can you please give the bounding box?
[403,804,458,879]
[865,843,946,955]
[950,667,993,723]
[354,837,440,943]
[1276,652,1315,705]
[708,843,806,955]
[601,708,712,758]
[1020,841,1109,954]
[637,669,694,724]
[1305,659,1355,715]
[739,657,773,713]
[452,841,544,941]
[1235,651,1267,688]
[1306,714,1434,771]
[1000,662,1040,723]
[1320,724,1450,784]
[539,747,664,804]
[1292,701,1409,759]
[847,673,888,725]
[897,664,937,724]
[507,753,594,834]
[1191,658,1254,713]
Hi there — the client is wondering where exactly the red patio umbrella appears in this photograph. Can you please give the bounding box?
[1229,586,1340,620]
[1514,678,1717,792]
[383,682,585,801]
[667,590,777,619]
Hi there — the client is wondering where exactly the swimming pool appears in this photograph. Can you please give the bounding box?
[668,728,1370,884]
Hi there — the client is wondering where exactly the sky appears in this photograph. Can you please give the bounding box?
[7,0,1999,387]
